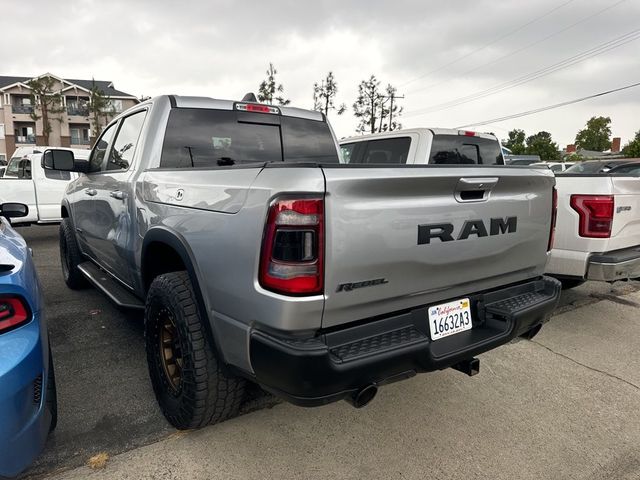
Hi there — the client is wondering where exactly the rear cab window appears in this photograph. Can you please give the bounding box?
[160,108,339,168]
[429,134,503,165]
[340,137,411,165]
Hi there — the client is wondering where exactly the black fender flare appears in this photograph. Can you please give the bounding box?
[141,227,226,361]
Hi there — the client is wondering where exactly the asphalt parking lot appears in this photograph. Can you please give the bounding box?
[17,224,640,479]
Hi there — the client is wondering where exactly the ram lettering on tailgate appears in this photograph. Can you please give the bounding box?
[418,217,517,245]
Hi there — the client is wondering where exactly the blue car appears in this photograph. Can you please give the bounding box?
[0,203,56,478]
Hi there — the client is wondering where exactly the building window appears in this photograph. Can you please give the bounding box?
[66,96,90,116]
[70,124,91,145]
[14,123,36,144]
[0,124,5,140]
[11,95,34,114]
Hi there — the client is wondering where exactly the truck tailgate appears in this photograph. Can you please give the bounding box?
[609,177,640,251]
[321,166,555,328]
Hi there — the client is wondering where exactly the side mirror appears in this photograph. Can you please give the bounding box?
[0,202,29,219]
[42,149,75,171]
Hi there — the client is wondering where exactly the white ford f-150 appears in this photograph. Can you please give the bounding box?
[547,162,640,287]
[0,150,88,225]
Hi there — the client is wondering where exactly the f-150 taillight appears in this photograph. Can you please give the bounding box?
[259,196,324,295]
[0,295,30,334]
[548,187,558,251]
[570,194,614,238]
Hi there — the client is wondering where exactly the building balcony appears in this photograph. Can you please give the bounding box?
[16,135,36,144]
[12,104,34,114]
[67,106,89,116]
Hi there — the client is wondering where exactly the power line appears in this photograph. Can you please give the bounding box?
[406,0,628,95]
[404,28,640,117]
[455,80,640,128]
[399,0,578,88]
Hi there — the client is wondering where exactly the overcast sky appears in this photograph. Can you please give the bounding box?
[5,0,640,147]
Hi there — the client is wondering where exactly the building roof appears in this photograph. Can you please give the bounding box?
[0,74,136,98]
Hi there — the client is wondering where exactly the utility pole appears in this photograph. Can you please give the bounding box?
[388,92,404,131]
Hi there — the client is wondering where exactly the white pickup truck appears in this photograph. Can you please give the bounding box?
[0,149,88,224]
[339,128,504,165]
[547,162,640,287]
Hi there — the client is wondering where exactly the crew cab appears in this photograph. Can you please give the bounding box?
[339,128,504,165]
[45,96,560,430]
[547,162,640,287]
[0,149,88,225]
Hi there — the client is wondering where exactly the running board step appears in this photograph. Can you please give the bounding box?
[77,262,145,310]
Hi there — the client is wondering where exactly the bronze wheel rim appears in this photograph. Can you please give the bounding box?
[158,308,183,393]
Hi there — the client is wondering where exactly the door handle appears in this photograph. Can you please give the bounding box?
[456,177,499,191]
[85,188,97,196]
[455,177,499,203]
[110,191,126,200]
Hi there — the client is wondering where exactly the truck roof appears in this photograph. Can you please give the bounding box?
[140,95,324,122]
[340,128,498,143]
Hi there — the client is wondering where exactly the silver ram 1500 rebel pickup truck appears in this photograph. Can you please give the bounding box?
[44,95,561,429]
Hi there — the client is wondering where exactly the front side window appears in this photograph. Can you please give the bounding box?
[88,123,117,173]
[44,169,71,180]
[340,143,356,163]
[107,110,147,171]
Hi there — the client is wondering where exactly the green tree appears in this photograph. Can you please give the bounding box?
[88,79,114,140]
[502,129,527,154]
[574,116,612,151]
[353,75,384,134]
[27,76,65,145]
[622,130,640,158]
[525,131,560,160]
[258,63,290,106]
[313,71,346,117]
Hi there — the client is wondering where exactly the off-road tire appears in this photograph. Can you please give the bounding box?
[46,349,58,432]
[59,218,88,289]
[145,271,245,430]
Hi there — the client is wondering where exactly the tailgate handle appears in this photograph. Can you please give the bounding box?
[455,177,498,202]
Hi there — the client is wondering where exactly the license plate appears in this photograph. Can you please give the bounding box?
[428,298,472,341]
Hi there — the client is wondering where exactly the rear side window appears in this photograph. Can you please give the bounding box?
[429,135,502,165]
[342,137,411,164]
[160,108,338,168]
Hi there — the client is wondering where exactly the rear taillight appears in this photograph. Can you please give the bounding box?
[259,196,324,295]
[570,195,614,238]
[0,295,30,333]
[548,187,558,251]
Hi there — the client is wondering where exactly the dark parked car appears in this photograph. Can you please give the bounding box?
[564,159,640,174]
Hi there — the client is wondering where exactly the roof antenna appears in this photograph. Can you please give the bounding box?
[241,92,258,102]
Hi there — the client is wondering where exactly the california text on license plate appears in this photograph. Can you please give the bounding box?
[428,298,472,341]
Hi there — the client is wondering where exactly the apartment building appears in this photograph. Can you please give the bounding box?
[0,73,138,163]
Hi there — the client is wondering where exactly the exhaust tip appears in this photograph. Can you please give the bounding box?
[346,384,378,409]
[520,323,543,340]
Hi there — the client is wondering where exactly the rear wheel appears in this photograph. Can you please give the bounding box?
[59,218,88,289]
[144,271,245,429]
[46,349,58,432]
